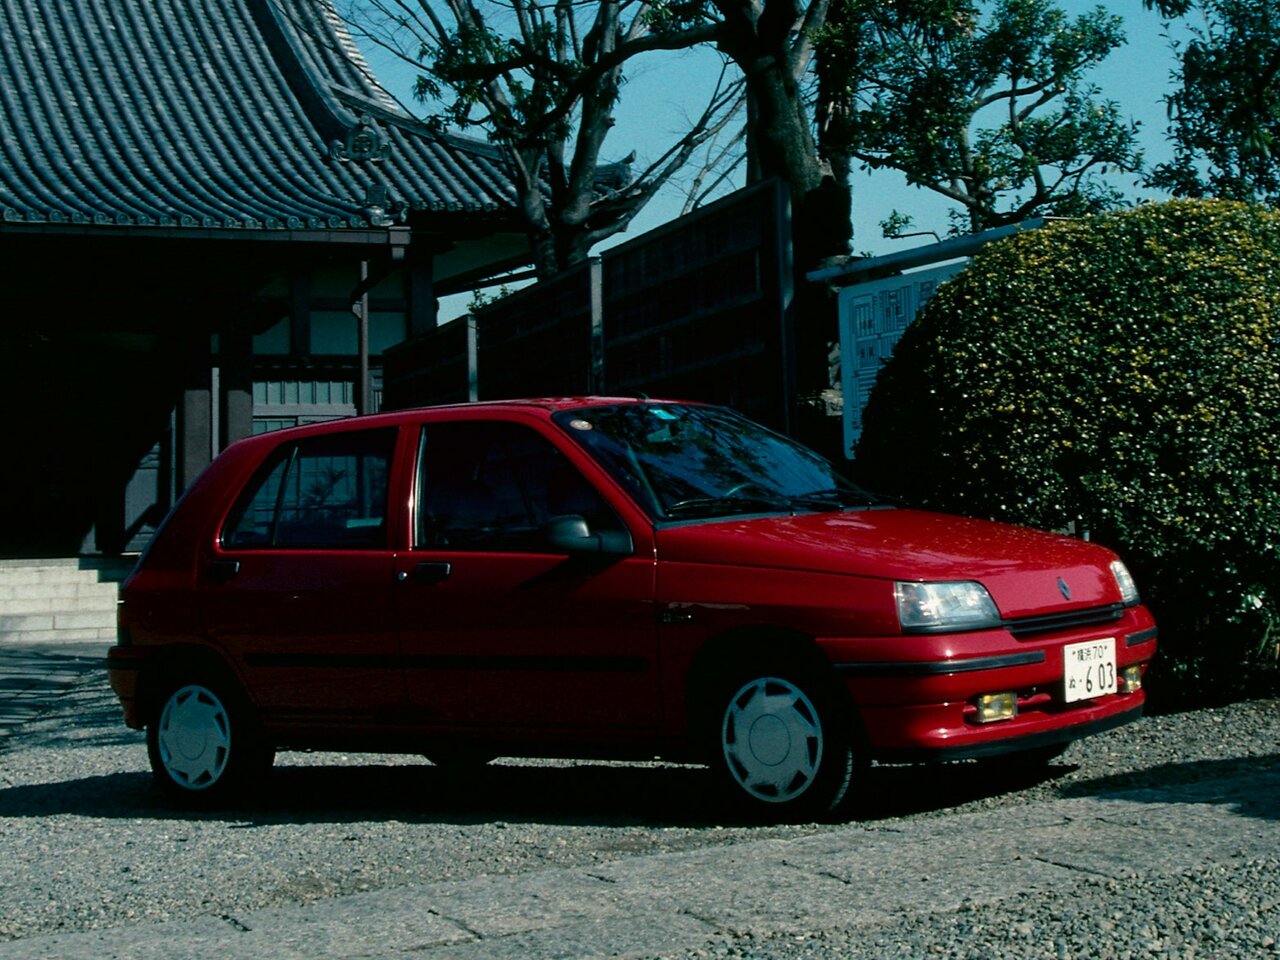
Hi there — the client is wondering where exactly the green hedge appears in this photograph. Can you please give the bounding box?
[854,199,1280,708]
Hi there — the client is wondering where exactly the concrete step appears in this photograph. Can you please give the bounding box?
[0,558,135,645]
[0,557,136,585]
[0,582,121,602]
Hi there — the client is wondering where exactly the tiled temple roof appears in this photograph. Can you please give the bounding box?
[0,0,519,232]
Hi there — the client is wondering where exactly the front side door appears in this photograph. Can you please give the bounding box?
[395,418,659,733]
[202,427,402,726]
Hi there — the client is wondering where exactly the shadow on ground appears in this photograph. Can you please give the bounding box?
[3,745,1277,829]
[1057,753,1280,823]
[0,752,1070,828]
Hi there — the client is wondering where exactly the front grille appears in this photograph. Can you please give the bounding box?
[1004,603,1126,639]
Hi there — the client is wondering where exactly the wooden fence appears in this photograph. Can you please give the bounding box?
[383,179,796,432]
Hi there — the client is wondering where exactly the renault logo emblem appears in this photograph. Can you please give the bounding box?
[1058,577,1071,600]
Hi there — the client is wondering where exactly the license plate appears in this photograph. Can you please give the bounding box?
[1063,638,1117,703]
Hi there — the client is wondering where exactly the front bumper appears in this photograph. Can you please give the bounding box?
[819,605,1157,759]
[867,697,1144,762]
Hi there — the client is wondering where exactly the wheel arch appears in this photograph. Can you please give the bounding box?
[136,643,248,725]
[683,625,860,758]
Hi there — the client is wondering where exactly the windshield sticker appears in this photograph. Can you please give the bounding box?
[568,418,594,431]
[651,408,678,421]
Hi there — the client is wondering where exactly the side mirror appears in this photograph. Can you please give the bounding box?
[545,515,633,556]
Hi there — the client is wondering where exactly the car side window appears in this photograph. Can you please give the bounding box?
[416,421,623,552]
[223,428,396,550]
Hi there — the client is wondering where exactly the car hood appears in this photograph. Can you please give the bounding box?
[654,508,1125,619]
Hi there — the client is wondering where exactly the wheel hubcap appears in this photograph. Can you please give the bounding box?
[157,685,231,790]
[721,676,823,803]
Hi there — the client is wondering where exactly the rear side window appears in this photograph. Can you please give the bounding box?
[222,428,396,550]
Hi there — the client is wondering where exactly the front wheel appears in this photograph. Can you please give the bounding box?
[712,668,857,819]
[147,677,272,801]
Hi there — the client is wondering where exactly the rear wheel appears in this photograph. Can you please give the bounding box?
[147,675,273,802]
[710,664,858,819]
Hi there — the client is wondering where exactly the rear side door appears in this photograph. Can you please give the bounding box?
[201,426,403,726]
[395,417,660,733]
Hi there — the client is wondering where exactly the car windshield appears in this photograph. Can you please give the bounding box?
[552,403,884,521]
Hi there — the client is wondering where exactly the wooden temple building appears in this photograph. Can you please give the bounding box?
[0,0,527,556]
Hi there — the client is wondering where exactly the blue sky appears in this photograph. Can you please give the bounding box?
[358,1,1196,260]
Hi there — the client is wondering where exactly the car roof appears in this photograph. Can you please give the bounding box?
[225,396,696,449]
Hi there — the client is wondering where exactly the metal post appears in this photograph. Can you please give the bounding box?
[588,258,604,393]
[356,260,370,416]
[467,314,479,402]
[176,333,213,493]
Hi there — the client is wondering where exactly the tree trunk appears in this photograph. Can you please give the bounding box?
[516,158,562,280]
[714,0,851,273]
[713,0,850,457]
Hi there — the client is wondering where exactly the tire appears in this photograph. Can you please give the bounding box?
[710,664,858,820]
[147,675,273,802]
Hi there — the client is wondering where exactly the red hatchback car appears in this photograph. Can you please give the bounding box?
[108,398,1157,817]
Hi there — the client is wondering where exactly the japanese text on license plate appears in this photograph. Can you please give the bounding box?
[1063,638,1117,703]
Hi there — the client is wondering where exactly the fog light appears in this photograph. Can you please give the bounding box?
[976,692,1018,723]
[1120,664,1143,694]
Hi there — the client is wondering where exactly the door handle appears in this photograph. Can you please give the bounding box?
[207,559,240,583]
[400,561,451,584]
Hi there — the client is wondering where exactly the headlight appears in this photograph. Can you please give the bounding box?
[1110,560,1140,605]
[895,581,1001,632]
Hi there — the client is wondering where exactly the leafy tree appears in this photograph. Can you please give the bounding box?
[342,0,1172,274]
[820,0,1143,235]
[1147,0,1280,205]
[341,0,865,276]
[1145,0,1193,14]
[854,200,1280,704]
[339,0,745,279]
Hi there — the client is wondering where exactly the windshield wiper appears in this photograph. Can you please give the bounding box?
[785,488,885,510]
[664,487,888,519]
[663,494,795,518]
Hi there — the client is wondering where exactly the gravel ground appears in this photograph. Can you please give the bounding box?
[0,656,1277,956]
[665,856,1280,960]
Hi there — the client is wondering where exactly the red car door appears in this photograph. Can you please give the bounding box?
[394,418,660,733]
[200,427,404,726]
